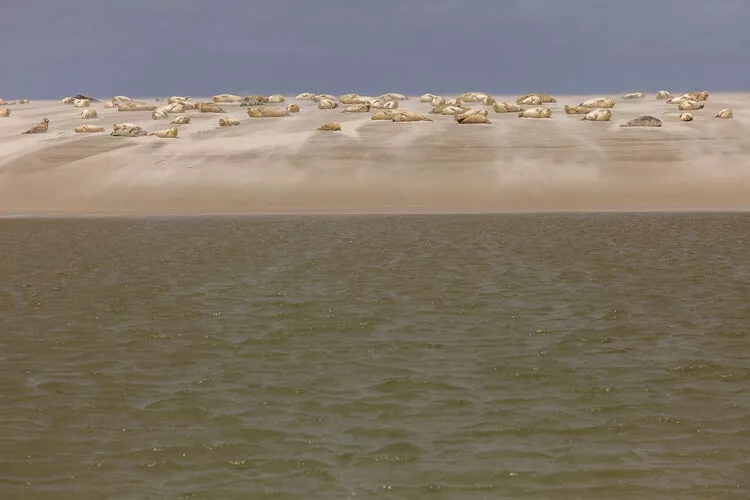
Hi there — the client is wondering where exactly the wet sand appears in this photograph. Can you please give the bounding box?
[1,93,749,214]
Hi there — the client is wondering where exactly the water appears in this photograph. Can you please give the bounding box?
[1,214,748,499]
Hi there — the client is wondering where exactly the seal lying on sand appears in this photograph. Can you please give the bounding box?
[493,102,522,113]
[518,95,543,105]
[171,115,190,124]
[118,102,157,111]
[580,97,615,108]
[219,117,240,126]
[0,109,10,117]
[519,107,552,118]
[240,97,264,107]
[286,104,300,113]
[111,125,148,136]
[22,118,49,134]
[371,109,394,120]
[80,109,97,119]
[715,108,733,119]
[73,99,91,108]
[317,122,341,131]
[196,102,225,113]
[656,90,672,100]
[247,106,288,118]
[678,100,704,111]
[342,103,371,113]
[679,113,694,122]
[268,94,285,103]
[455,109,491,124]
[317,99,338,109]
[580,109,612,121]
[212,94,243,103]
[623,92,645,100]
[296,93,316,101]
[564,105,589,114]
[150,127,178,138]
[620,115,662,127]
[516,93,557,104]
[75,124,105,133]
[391,111,432,122]
[152,108,169,120]
[431,106,467,115]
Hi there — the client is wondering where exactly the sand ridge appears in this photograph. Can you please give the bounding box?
[0,92,749,214]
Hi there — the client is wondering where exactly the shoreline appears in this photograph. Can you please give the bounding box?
[2,92,749,215]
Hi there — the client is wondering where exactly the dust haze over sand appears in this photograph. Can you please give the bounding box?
[1,93,749,215]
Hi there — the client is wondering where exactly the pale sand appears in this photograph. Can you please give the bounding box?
[1,93,749,215]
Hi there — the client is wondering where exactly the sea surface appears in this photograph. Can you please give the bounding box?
[1,214,748,499]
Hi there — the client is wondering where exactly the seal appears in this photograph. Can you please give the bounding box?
[516,93,557,104]
[518,107,552,118]
[620,115,662,127]
[219,117,240,126]
[150,127,178,138]
[580,109,612,121]
[317,122,341,131]
[22,118,49,134]
[564,105,589,114]
[715,108,733,119]
[580,97,615,108]
[493,102,522,113]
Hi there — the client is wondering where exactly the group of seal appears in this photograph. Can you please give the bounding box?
[9,89,737,137]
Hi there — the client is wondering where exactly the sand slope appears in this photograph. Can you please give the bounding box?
[1,94,749,214]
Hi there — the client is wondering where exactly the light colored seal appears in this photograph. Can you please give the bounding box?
[247,106,288,117]
[656,90,672,100]
[150,127,178,138]
[580,97,615,108]
[679,113,694,122]
[268,94,285,103]
[80,109,98,119]
[519,107,552,118]
[152,108,169,120]
[22,118,49,134]
[75,124,105,133]
[516,93,556,104]
[678,100,704,111]
[342,103,371,113]
[196,102,225,113]
[371,109,394,120]
[171,115,190,124]
[317,99,338,109]
[623,92,645,100]
[580,109,612,121]
[715,108,733,119]
[317,122,341,131]
[286,104,300,113]
[564,105,590,114]
[391,111,432,122]
[455,109,491,124]
[212,94,243,103]
[219,117,240,126]
[493,102,522,113]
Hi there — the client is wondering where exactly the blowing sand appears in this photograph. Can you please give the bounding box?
[1,93,749,215]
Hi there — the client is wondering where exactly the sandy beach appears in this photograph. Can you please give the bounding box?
[1,93,749,215]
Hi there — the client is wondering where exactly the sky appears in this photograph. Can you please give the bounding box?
[1,0,749,98]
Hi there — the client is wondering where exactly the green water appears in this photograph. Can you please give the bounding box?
[1,215,748,498]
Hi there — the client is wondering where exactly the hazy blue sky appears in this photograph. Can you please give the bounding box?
[1,0,748,98]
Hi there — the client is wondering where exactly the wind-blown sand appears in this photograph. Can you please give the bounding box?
[1,93,749,215]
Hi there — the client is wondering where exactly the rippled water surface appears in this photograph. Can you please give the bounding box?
[1,214,749,499]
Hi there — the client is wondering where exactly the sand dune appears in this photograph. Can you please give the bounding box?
[1,93,749,214]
